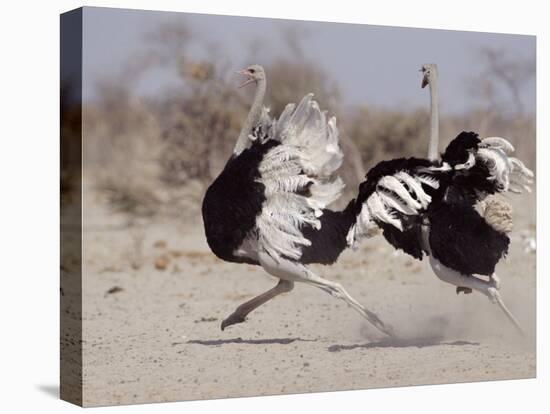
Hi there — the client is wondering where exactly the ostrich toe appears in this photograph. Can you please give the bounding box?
[220,314,246,331]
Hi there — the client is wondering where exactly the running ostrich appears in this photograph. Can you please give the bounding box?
[202,64,394,336]
[346,63,533,333]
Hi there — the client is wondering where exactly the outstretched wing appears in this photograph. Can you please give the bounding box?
[347,157,438,255]
[254,94,345,261]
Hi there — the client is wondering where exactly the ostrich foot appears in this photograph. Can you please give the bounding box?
[486,287,525,336]
[220,313,246,331]
[220,279,294,332]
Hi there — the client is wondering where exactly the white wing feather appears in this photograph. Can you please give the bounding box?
[478,136,534,194]
[347,168,439,248]
[252,94,345,262]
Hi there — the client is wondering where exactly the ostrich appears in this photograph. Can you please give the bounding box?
[202,64,394,337]
[346,64,533,333]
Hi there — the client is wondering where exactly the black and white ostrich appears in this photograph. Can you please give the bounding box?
[202,65,394,336]
[346,63,534,333]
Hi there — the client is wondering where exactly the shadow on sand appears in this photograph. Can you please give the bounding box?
[328,337,479,352]
[186,337,316,346]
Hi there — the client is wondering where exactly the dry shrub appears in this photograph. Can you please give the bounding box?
[346,107,430,171]
[61,83,83,205]
[155,64,246,186]
[265,58,341,117]
[84,82,164,217]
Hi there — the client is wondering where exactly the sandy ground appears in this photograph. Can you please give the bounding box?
[79,192,536,407]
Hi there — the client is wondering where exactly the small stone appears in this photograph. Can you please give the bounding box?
[155,255,170,270]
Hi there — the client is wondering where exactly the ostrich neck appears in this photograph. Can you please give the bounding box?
[427,71,439,161]
[234,78,266,155]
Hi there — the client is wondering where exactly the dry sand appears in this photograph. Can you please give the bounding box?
[79,192,536,407]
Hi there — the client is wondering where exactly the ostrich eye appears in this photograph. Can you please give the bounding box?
[249,68,256,74]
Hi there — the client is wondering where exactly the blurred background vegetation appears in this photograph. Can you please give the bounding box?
[67,19,535,220]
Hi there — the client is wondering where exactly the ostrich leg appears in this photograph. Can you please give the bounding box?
[258,252,396,337]
[428,256,524,335]
[301,271,395,337]
[221,279,294,330]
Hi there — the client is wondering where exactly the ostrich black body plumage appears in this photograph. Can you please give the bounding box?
[355,132,511,277]
[300,201,357,265]
[428,202,509,276]
[202,140,279,265]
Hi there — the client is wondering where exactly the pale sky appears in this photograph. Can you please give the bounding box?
[82,6,535,115]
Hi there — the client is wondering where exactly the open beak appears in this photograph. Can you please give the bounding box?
[237,69,255,88]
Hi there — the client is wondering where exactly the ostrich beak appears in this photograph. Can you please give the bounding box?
[237,69,255,88]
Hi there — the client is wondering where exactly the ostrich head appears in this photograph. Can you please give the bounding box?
[237,64,265,88]
[421,63,438,88]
